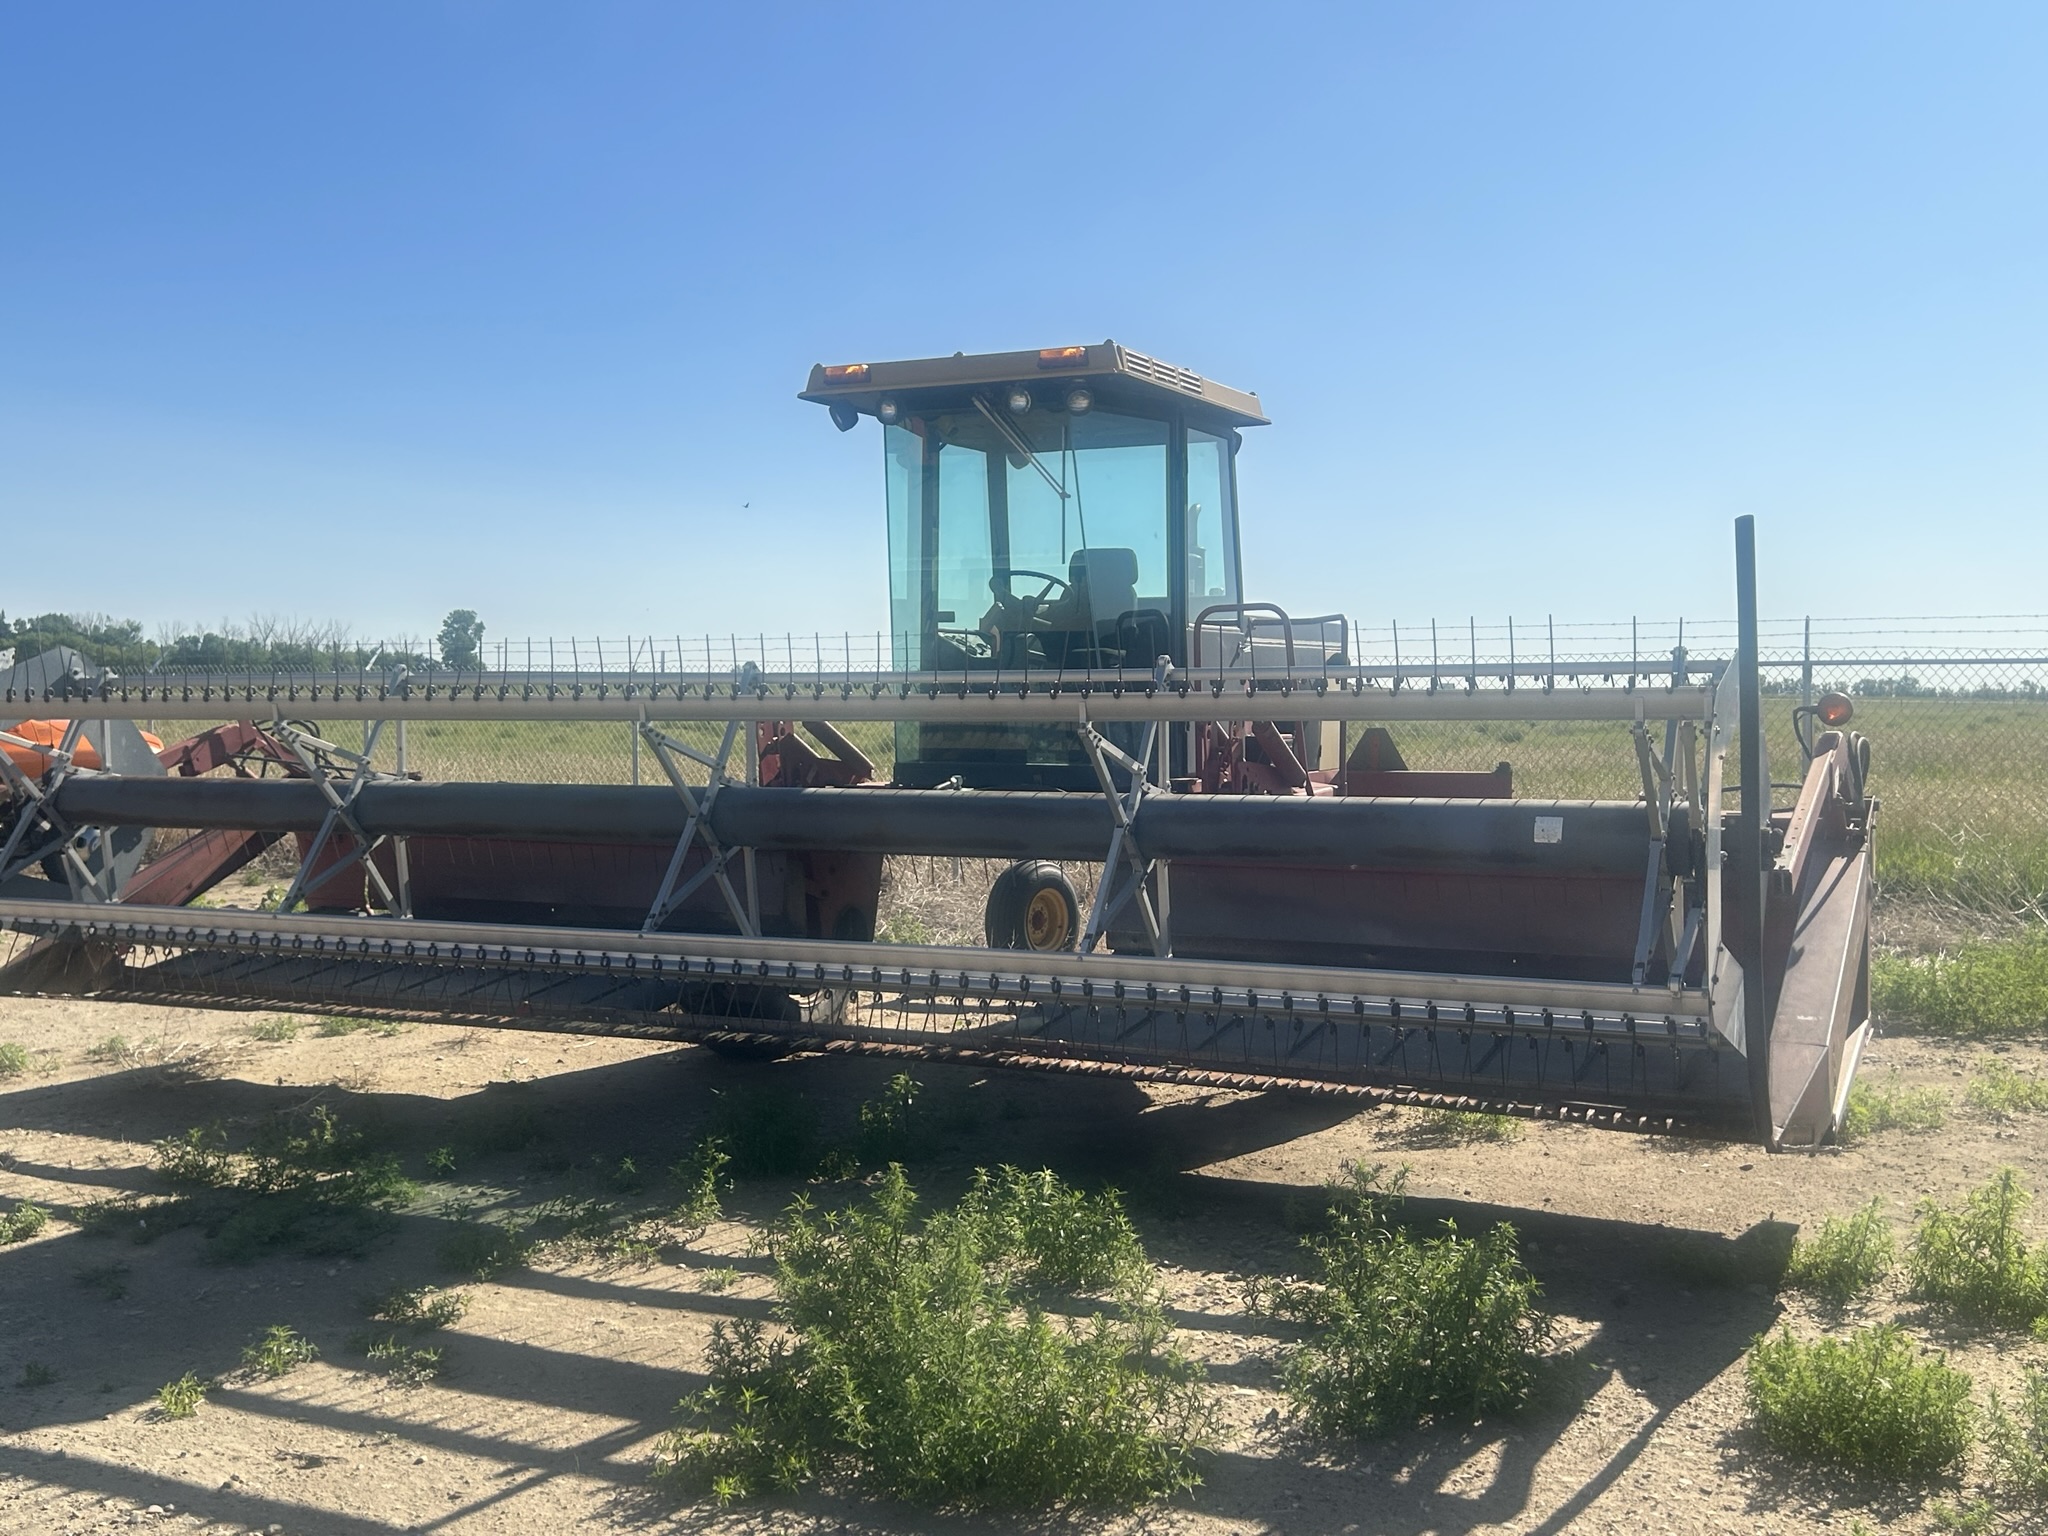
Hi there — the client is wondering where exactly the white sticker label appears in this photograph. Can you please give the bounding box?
[1533,815,1564,844]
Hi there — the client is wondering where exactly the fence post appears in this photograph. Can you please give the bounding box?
[1801,616,1812,710]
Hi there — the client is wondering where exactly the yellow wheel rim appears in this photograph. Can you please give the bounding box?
[1024,886,1071,951]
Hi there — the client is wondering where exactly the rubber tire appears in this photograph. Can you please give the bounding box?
[984,860,1080,952]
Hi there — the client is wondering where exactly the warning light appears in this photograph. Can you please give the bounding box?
[1817,692,1854,728]
[1036,346,1088,367]
[821,363,871,384]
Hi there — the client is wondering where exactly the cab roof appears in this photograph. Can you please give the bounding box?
[800,341,1268,431]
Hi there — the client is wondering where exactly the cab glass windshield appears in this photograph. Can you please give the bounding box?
[884,407,1169,673]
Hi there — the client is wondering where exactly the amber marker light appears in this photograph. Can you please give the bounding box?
[1037,346,1088,367]
[1818,692,1854,727]
[822,363,871,384]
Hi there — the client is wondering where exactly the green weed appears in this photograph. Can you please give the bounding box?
[425,1145,457,1176]
[351,1286,466,1386]
[854,1073,936,1166]
[1399,1107,1524,1145]
[154,1123,233,1188]
[359,1334,443,1388]
[711,1084,819,1179]
[655,1164,1207,1508]
[1746,1324,1973,1478]
[154,1372,211,1420]
[311,1015,403,1038]
[250,1017,300,1042]
[1784,1199,1896,1306]
[668,1137,730,1237]
[813,1145,859,1182]
[17,1362,56,1389]
[1910,1168,2048,1328]
[0,1200,51,1244]
[1841,1070,1947,1143]
[73,1262,130,1300]
[149,1108,418,1263]
[956,1165,1151,1292]
[242,1324,318,1378]
[71,1193,187,1245]
[1319,1160,1409,1220]
[84,1034,133,1063]
[610,1155,642,1193]
[1873,935,2048,1039]
[875,912,932,945]
[219,1110,416,1262]
[1929,1497,1999,1533]
[1254,1163,1552,1438]
[1986,1367,2048,1506]
[437,1219,530,1280]
[0,1042,29,1077]
[517,1192,664,1267]
[1968,1059,2048,1117]
[369,1285,470,1332]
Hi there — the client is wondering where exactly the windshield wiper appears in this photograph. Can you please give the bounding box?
[971,395,1068,501]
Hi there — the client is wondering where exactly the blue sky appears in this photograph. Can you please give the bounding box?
[3,3,2043,647]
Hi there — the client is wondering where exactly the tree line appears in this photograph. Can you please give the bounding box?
[2,609,487,676]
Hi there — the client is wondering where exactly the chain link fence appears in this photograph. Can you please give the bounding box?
[88,615,2045,951]
[1345,618,2047,944]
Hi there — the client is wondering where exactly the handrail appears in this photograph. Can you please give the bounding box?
[1192,603,1296,669]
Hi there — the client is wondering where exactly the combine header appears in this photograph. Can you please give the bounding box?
[0,345,1877,1147]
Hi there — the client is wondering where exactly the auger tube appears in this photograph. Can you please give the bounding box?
[49,775,1655,875]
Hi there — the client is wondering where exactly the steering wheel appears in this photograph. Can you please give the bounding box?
[982,568,1070,665]
[986,567,1069,632]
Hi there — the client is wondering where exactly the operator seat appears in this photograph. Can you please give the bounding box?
[1040,546,1140,661]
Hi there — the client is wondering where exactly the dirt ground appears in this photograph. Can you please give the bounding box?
[2,989,2044,1536]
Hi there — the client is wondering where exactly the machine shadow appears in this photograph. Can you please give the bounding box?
[0,1442,393,1536]
[3,1038,1784,1533]
[0,1036,1368,1200]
